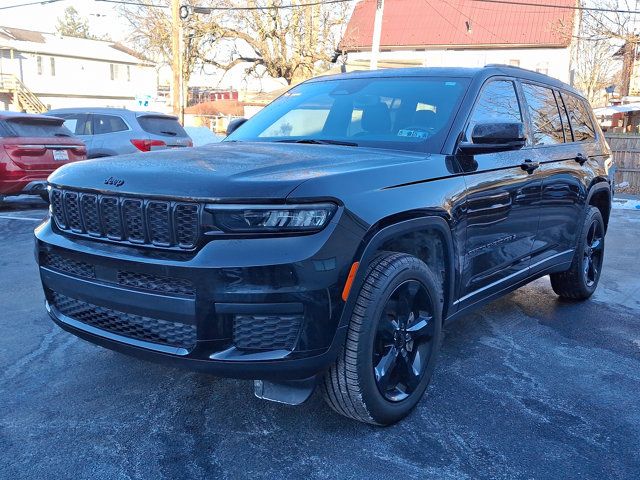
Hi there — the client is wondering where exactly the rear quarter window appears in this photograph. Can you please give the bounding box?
[562,93,596,142]
[137,116,187,137]
[0,118,73,138]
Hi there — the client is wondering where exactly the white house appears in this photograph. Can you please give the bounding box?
[0,27,157,112]
[339,0,578,84]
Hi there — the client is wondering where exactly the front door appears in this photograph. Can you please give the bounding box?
[456,79,542,309]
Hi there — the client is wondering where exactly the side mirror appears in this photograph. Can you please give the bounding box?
[458,122,526,154]
[226,117,248,136]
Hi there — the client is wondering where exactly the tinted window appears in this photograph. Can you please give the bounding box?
[562,93,596,142]
[0,118,73,138]
[138,116,187,137]
[467,80,522,139]
[226,77,469,153]
[522,83,564,145]
[93,114,129,135]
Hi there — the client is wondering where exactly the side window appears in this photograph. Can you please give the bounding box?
[522,83,564,145]
[562,93,596,142]
[93,115,128,135]
[467,80,522,140]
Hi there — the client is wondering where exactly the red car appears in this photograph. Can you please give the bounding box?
[0,112,86,202]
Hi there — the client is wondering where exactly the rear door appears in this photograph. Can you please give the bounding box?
[457,79,542,308]
[519,83,588,270]
[0,117,86,171]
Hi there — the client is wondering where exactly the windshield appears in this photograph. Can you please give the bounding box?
[226,76,469,152]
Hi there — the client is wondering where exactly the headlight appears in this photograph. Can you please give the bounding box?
[205,203,337,233]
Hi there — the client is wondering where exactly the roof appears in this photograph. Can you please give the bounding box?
[340,0,576,51]
[0,26,154,66]
[47,108,175,119]
[307,65,581,96]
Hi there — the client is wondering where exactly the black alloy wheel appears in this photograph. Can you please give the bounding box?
[373,280,436,402]
[582,218,604,288]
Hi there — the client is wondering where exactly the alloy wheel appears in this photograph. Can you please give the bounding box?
[372,280,436,402]
[583,219,604,287]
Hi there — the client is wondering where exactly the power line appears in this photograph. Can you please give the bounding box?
[94,0,354,11]
[471,0,640,15]
[0,0,63,10]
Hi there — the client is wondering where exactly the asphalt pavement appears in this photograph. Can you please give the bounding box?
[1,196,639,480]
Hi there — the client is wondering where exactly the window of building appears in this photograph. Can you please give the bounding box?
[36,56,42,75]
[127,65,131,82]
[50,57,55,76]
[110,64,116,81]
[535,63,549,75]
[508,59,520,67]
[562,93,596,142]
[522,83,564,145]
[467,80,522,140]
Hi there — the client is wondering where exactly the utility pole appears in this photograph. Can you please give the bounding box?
[370,0,384,70]
[171,0,183,123]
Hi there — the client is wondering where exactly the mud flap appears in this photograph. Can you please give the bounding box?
[253,376,318,405]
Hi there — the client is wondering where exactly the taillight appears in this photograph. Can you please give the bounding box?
[186,139,193,147]
[131,139,166,152]
[72,145,87,156]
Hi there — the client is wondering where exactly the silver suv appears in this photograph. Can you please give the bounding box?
[46,108,192,158]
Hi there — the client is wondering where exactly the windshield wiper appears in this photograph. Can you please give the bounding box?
[276,138,358,147]
[160,130,177,136]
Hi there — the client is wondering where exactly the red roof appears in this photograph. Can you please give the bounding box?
[340,0,576,50]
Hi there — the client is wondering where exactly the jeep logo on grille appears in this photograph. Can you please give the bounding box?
[104,177,125,187]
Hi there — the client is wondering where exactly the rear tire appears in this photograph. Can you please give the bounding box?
[550,206,605,300]
[322,252,443,425]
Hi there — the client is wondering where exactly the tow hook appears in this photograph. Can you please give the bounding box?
[254,376,318,405]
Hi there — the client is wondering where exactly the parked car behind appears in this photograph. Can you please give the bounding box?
[0,112,86,202]
[46,108,192,158]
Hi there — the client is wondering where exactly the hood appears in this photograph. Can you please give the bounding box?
[48,141,430,200]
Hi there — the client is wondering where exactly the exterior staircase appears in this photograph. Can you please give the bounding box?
[0,74,47,113]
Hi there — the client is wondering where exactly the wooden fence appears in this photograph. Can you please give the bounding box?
[604,134,640,192]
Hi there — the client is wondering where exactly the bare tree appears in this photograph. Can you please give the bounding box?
[121,0,353,88]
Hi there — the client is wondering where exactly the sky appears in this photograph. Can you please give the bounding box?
[0,0,131,41]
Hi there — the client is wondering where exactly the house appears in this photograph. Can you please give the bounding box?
[339,0,578,83]
[0,27,156,112]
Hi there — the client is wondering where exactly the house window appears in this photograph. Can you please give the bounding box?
[110,63,116,81]
[536,63,549,75]
[37,56,42,75]
[127,65,131,82]
[509,59,520,67]
[50,57,55,76]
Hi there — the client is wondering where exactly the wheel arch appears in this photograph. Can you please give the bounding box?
[341,215,457,326]
[586,180,612,232]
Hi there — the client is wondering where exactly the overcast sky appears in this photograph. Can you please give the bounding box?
[1,0,131,41]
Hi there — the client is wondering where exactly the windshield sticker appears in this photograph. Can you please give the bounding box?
[397,128,429,138]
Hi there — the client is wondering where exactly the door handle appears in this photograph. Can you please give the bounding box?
[575,153,588,165]
[520,159,539,174]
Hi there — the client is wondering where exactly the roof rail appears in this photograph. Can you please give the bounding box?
[484,63,538,74]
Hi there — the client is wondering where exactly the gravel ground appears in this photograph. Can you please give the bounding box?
[1,196,639,480]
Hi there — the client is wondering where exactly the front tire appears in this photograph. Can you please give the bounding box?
[550,206,605,300]
[322,252,443,425]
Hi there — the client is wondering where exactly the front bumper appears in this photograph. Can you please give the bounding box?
[36,218,362,380]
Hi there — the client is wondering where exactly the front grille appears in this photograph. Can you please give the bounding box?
[117,270,195,296]
[233,314,303,351]
[51,292,197,349]
[42,251,95,278]
[50,188,200,250]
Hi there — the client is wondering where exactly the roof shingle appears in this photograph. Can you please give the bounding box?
[340,0,576,50]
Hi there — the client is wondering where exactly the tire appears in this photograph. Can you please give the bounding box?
[550,206,605,300]
[322,252,443,426]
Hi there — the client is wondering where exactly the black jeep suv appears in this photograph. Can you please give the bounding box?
[36,66,612,425]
